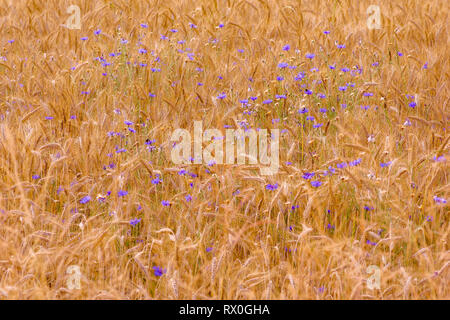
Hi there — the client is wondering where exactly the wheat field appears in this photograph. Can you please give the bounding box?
[0,0,448,300]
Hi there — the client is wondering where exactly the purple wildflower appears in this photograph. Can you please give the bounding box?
[302,172,315,180]
[152,266,166,277]
[80,196,91,204]
[118,190,128,197]
[380,161,392,168]
[130,218,141,226]
[311,181,322,187]
[265,183,278,191]
[161,200,170,206]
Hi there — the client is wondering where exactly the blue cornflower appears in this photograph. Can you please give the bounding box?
[152,176,162,184]
[380,161,392,168]
[313,123,323,128]
[217,93,226,99]
[336,162,347,169]
[161,200,170,206]
[80,196,91,204]
[208,160,216,166]
[409,102,416,108]
[432,155,445,162]
[130,218,141,226]
[32,174,40,180]
[278,62,289,68]
[311,181,322,187]
[298,107,308,114]
[152,266,166,277]
[349,158,362,166]
[294,72,306,81]
[185,194,192,202]
[433,196,447,204]
[263,99,273,104]
[265,183,278,191]
[94,29,101,35]
[206,247,213,252]
[302,172,315,180]
[305,53,315,59]
[282,44,290,51]
[118,190,128,197]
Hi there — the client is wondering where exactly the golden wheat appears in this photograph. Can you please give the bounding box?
[0,0,448,299]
